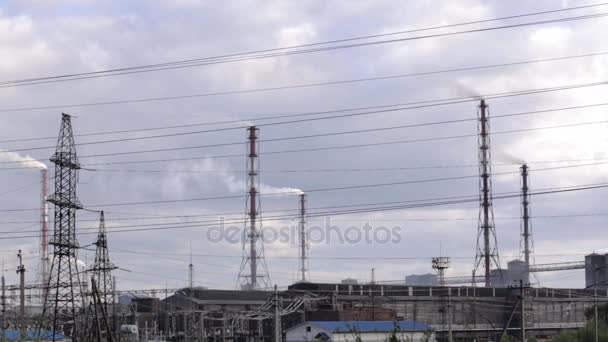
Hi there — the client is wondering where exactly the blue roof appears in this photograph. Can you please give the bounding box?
[0,330,66,340]
[308,321,433,332]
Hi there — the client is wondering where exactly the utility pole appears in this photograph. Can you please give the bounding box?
[517,279,529,342]
[595,289,599,342]
[188,242,194,341]
[274,285,281,342]
[371,268,376,321]
[17,250,25,339]
[2,263,6,342]
[447,289,453,342]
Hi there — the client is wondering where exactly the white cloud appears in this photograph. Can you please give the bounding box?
[0,0,605,290]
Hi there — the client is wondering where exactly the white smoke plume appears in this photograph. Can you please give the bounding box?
[222,174,303,196]
[0,149,47,169]
[451,80,482,100]
[237,120,255,128]
[495,151,526,165]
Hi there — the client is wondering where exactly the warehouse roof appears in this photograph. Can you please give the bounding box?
[0,330,66,340]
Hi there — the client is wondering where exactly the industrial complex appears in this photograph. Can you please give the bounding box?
[1,2,607,342]
[0,97,604,342]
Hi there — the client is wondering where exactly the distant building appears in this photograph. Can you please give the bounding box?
[340,278,358,285]
[405,273,437,286]
[285,321,435,342]
[506,259,529,284]
[586,253,608,289]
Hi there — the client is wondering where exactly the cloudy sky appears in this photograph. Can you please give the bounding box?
[1,0,608,294]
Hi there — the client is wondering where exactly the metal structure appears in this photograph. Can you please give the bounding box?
[530,261,585,272]
[42,113,85,340]
[17,250,25,339]
[473,99,502,287]
[520,164,533,283]
[89,210,117,334]
[86,276,115,342]
[238,126,271,290]
[432,257,450,287]
[2,272,6,342]
[39,168,50,300]
[298,193,309,283]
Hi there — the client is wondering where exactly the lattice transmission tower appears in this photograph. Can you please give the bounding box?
[473,100,502,287]
[89,210,117,338]
[237,126,271,290]
[42,113,85,339]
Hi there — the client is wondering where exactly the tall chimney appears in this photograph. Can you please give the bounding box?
[521,164,531,283]
[473,99,502,287]
[299,193,308,282]
[40,169,49,290]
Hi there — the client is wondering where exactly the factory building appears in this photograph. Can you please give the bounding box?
[285,321,435,342]
[586,253,608,289]
[406,273,438,286]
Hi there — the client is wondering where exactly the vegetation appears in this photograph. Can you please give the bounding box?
[553,320,608,342]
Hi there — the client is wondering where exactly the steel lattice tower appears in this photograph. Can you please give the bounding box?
[473,100,502,287]
[237,126,271,290]
[89,211,116,329]
[43,113,84,339]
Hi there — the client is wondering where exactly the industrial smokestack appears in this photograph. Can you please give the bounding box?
[299,193,308,283]
[521,164,532,284]
[473,99,502,287]
[40,169,50,298]
[237,126,271,290]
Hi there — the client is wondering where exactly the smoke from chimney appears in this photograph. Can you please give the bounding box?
[496,151,526,165]
[451,80,482,100]
[0,150,47,169]
[222,174,304,196]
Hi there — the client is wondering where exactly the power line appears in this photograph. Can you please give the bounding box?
[104,249,599,261]
[4,75,608,147]
[0,14,607,113]
[62,159,608,175]
[0,182,605,240]
[89,118,608,160]
[2,3,607,88]
[4,98,608,155]
[2,101,608,167]
[2,81,608,162]
[0,162,604,214]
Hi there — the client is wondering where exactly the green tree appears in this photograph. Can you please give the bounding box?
[552,319,608,342]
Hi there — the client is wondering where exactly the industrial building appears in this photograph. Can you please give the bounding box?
[285,321,435,342]
[98,278,607,341]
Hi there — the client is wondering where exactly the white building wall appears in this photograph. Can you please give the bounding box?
[333,332,435,342]
[286,325,331,342]
[286,325,435,342]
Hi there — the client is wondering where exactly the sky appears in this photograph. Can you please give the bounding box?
[0,0,608,295]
